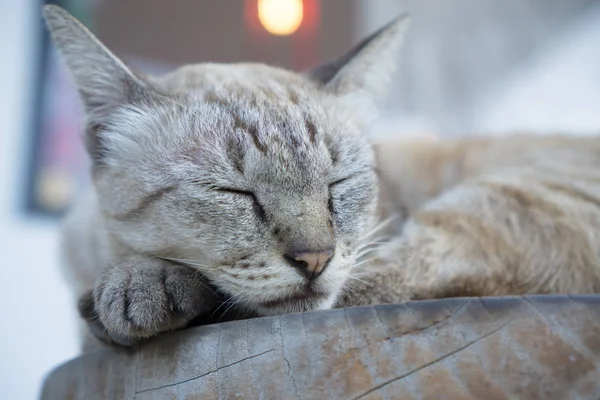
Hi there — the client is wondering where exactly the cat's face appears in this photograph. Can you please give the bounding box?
[99,65,379,314]
[45,6,409,315]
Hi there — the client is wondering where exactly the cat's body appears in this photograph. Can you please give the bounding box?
[341,135,600,306]
[45,6,600,349]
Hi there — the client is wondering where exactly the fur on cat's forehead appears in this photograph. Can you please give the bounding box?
[154,61,346,139]
[153,62,352,143]
[139,63,369,182]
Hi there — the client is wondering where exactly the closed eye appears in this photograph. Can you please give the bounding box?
[329,169,376,188]
[214,187,255,197]
[328,178,351,216]
[215,187,267,222]
[329,176,352,188]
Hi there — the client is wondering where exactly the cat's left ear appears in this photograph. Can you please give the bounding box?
[43,5,153,164]
[306,15,410,119]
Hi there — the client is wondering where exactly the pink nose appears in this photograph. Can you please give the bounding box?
[285,248,334,281]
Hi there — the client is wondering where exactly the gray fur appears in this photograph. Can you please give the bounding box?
[45,5,409,347]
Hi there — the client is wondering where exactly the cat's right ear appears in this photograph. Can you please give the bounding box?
[43,5,150,163]
[306,15,410,122]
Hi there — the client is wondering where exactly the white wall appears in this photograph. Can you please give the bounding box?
[356,0,600,138]
[0,1,79,399]
[474,2,600,134]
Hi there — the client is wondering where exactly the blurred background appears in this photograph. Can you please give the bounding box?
[1,0,600,398]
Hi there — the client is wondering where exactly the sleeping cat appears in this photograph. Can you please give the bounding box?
[45,6,600,349]
[45,5,405,347]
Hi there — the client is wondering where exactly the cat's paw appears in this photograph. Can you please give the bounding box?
[79,256,219,346]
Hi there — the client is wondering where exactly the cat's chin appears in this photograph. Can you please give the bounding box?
[252,292,338,316]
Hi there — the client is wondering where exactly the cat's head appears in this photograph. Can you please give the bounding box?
[45,5,409,315]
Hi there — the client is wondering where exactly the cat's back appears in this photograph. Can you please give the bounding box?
[374,134,600,214]
[379,134,600,295]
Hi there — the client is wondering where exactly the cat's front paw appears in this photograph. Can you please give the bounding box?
[79,256,219,346]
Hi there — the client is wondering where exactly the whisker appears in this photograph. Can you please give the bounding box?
[354,234,391,256]
[357,238,389,249]
[352,258,378,268]
[345,275,369,285]
[354,247,386,259]
[210,297,236,319]
[161,256,202,263]
[343,286,357,296]
[355,244,387,256]
[359,215,398,242]
[340,281,358,297]
[157,257,218,295]
[160,257,210,269]
[357,240,389,248]
[189,270,217,295]
[218,297,245,321]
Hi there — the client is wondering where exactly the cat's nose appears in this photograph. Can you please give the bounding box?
[284,248,334,281]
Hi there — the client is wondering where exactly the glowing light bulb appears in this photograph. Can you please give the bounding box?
[258,0,303,36]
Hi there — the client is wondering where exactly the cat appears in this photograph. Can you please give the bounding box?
[44,5,409,348]
[46,6,600,350]
[339,135,600,306]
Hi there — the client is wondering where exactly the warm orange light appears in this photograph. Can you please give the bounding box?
[258,0,303,36]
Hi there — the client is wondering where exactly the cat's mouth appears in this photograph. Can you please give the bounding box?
[261,287,328,310]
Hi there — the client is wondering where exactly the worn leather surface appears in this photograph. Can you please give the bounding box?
[41,295,600,399]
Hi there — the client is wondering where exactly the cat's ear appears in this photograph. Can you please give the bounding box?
[306,15,410,118]
[43,5,151,163]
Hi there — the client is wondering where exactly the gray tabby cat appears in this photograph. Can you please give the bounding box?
[45,5,409,347]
